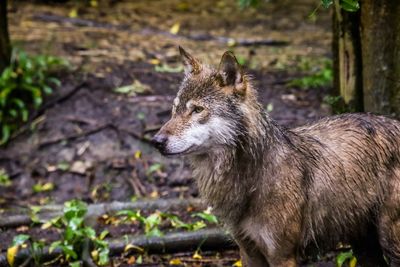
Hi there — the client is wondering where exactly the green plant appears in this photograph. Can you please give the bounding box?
[0,168,11,186]
[117,210,164,237]
[192,210,219,224]
[163,213,207,231]
[49,200,110,266]
[323,95,352,114]
[322,0,359,12]
[117,209,219,236]
[0,48,68,145]
[336,250,357,267]
[7,234,45,267]
[288,59,333,89]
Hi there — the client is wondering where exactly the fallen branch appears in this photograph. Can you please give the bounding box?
[32,13,289,47]
[37,120,149,149]
[0,228,234,267]
[38,123,111,149]
[0,198,204,228]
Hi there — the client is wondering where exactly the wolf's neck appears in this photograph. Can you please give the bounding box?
[189,112,287,223]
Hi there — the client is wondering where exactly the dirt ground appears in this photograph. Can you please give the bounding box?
[0,0,335,266]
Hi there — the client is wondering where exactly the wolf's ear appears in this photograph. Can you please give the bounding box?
[218,51,245,96]
[179,46,202,75]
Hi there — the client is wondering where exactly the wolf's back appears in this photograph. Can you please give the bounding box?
[291,113,400,245]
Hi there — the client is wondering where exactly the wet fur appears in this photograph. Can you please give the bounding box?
[154,49,400,266]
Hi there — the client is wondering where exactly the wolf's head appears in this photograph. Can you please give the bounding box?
[152,47,261,156]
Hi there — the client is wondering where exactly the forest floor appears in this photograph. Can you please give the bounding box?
[0,0,336,266]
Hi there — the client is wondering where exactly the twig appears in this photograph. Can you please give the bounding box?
[38,123,111,149]
[38,82,88,115]
[0,229,235,266]
[0,198,204,228]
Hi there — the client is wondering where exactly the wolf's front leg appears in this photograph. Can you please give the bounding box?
[235,238,270,267]
[239,246,269,267]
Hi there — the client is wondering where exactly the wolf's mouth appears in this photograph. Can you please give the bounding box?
[162,145,196,157]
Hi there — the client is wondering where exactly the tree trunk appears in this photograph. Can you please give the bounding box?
[0,0,11,73]
[360,0,400,117]
[332,0,363,111]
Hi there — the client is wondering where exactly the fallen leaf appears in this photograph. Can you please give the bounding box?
[149,59,160,65]
[169,258,183,265]
[16,226,29,232]
[124,244,144,253]
[134,150,142,159]
[114,80,153,96]
[70,161,93,174]
[349,257,357,267]
[233,259,242,267]
[150,190,159,198]
[170,22,180,34]
[7,246,19,266]
[193,250,202,259]
[91,250,99,262]
[127,256,136,264]
[69,8,78,18]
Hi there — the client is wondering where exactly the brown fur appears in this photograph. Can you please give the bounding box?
[152,48,400,267]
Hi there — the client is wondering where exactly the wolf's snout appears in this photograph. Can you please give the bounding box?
[151,133,168,153]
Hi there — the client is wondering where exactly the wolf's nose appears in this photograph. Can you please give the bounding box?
[151,134,168,151]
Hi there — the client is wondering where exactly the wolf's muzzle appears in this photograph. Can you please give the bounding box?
[151,134,168,153]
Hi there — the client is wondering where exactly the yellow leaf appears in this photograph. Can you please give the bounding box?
[41,221,52,230]
[42,182,54,191]
[127,256,136,264]
[192,251,202,259]
[124,244,144,253]
[233,260,242,267]
[134,150,142,159]
[149,59,160,65]
[69,8,78,18]
[90,0,98,7]
[170,23,180,35]
[7,245,19,266]
[349,257,357,267]
[91,250,99,261]
[169,258,183,265]
[150,190,159,198]
[227,38,236,47]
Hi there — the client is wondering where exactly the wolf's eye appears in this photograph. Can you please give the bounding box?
[192,106,204,114]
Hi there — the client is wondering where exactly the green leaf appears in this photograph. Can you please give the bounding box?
[43,85,53,95]
[49,241,62,253]
[336,250,355,267]
[62,244,78,260]
[83,227,96,239]
[146,163,163,176]
[99,230,109,240]
[321,0,333,8]
[11,234,30,246]
[193,212,218,224]
[146,227,163,237]
[69,262,81,267]
[98,247,110,265]
[155,64,183,73]
[0,125,11,145]
[340,0,360,12]
[48,77,61,87]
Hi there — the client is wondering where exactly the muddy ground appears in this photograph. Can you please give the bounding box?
[0,0,335,266]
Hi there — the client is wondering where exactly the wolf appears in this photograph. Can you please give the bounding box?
[152,47,400,267]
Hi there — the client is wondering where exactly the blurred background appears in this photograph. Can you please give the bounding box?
[1,0,396,266]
